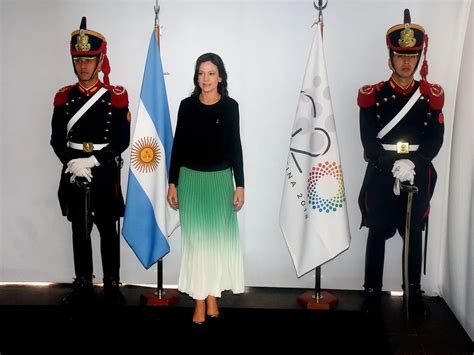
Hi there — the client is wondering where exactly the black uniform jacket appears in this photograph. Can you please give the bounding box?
[357,78,444,232]
[51,81,130,219]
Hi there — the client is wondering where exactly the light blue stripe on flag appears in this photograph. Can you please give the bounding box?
[122,31,179,269]
[123,173,170,268]
[140,31,173,172]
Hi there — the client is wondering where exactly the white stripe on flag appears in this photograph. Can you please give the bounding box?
[132,102,171,234]
[279,23,351,277]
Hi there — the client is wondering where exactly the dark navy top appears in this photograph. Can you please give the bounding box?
[169,95,244,187]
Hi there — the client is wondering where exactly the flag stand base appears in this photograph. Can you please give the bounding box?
[297,290,338,310]
[140,288,181,306]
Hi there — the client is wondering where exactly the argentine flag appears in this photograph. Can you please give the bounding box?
[122,31,179,269]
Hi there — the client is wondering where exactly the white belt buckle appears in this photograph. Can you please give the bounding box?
[397,142,410,154]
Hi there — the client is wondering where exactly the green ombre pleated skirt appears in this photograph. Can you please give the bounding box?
[177,167,244,300]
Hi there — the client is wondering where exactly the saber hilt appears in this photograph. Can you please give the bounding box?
[400,183,419,194]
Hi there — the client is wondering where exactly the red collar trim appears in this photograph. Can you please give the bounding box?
[77,80,102,96]
[389,77,415,95]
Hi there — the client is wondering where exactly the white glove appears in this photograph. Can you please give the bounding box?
[392,159,415,195]
[76,168,93,182]
[69,168,93,183]
[65,156,99,175]
[392,159,415,183]
[393,172,415,195]
[393,178,401,195]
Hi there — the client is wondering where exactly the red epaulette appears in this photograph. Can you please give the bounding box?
[357,81,385,108]
[53,85,73,106]
[419,80,444,110]
[105,84,129,108]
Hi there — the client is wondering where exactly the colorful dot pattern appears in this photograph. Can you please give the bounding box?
[308,161,346,213]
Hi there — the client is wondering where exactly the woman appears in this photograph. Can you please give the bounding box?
[167,53,245,324]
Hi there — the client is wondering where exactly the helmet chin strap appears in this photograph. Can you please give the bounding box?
[86,54,103,82]
[72,54,103,83]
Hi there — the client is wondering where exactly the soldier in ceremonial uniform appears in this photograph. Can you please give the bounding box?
[51,17,130,305]
[357,9,444,316]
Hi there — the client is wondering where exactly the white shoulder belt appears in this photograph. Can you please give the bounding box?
[377,89,421,139]
[66,87,108,135]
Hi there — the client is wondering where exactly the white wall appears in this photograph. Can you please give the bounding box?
[443,4,474,340]
[0,0,470,302]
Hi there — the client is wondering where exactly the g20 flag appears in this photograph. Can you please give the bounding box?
[122,31,179,269]
[279,23,350,277]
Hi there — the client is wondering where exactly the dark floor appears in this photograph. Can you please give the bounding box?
[0,284,472,354]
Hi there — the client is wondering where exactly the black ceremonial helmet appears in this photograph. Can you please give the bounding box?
[386,9,429,78]
[70,16,111,85]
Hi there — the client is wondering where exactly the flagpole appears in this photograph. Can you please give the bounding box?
[140,0,180,306]
[154,0,165,300]
[296,0,339,311]
[313,0,325,305]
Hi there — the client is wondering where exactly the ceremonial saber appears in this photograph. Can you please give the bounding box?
[76,178,92,241]
[116,156,124,237]
[400,183,418,320]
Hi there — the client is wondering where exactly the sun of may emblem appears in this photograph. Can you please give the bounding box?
[131,137,161,173]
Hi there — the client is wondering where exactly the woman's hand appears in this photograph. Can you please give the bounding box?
[233,186,245,211]
[167,183,179,209]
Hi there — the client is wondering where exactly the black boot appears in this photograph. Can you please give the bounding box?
[62,276,94,306]
[103,277,125,306]
[407,286,431,318]
[361,288,381,316]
